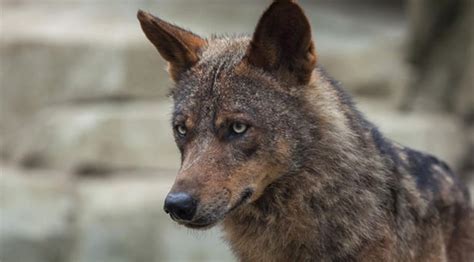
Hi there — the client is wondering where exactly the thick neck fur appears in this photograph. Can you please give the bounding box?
[222,70,395,261]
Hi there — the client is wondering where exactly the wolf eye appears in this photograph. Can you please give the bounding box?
[231,122,248,134]
[176,125,187,136]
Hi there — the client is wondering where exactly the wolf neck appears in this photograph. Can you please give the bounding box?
[222,70,392,260]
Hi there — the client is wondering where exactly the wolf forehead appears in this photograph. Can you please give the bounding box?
[170,36,293,117]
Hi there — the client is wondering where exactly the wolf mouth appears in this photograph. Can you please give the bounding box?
[228,188,254,213]
[179,188,254,229]
[181,221,216,229]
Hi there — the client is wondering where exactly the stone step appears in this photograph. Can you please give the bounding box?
[1,166,235,262]
[0,167,76,262]
[12,101,181,172]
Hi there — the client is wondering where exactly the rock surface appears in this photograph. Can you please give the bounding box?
[0,167,76,262]
[1,167,235,262]
[12,102,180,172]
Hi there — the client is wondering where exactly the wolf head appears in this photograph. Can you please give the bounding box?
[138,0,320,229]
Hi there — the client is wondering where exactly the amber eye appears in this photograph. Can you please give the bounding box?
[231,122,248,134]
[176,125,187,136]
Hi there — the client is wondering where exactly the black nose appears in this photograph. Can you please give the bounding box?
[164,192,197,221]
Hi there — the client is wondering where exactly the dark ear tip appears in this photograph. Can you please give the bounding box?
[273,0,298,5]
[137,9,154,22]
[137,9,146,19]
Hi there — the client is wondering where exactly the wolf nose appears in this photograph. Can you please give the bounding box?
[164,192,197,221]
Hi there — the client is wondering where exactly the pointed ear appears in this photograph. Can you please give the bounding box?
[245,0,317,84]
[137,10,206,81]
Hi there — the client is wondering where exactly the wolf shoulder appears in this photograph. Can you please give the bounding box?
[392,144,471,209]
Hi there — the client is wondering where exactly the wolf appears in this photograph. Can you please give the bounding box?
[137,0,473,261]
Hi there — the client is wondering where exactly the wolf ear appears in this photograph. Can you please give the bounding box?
[245,0,316,84]
[137,10,206,81]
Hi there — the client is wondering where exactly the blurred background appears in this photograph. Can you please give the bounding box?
[1,0,473,261]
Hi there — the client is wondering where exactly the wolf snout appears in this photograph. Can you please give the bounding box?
[164,192,198,221]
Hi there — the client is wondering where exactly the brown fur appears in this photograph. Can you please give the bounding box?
[137,1,474,261]
[137,11,206,81]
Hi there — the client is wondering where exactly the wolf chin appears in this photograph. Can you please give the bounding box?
[137,0,473,261]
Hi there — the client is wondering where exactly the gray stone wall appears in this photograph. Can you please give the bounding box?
[1,1,472,261]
